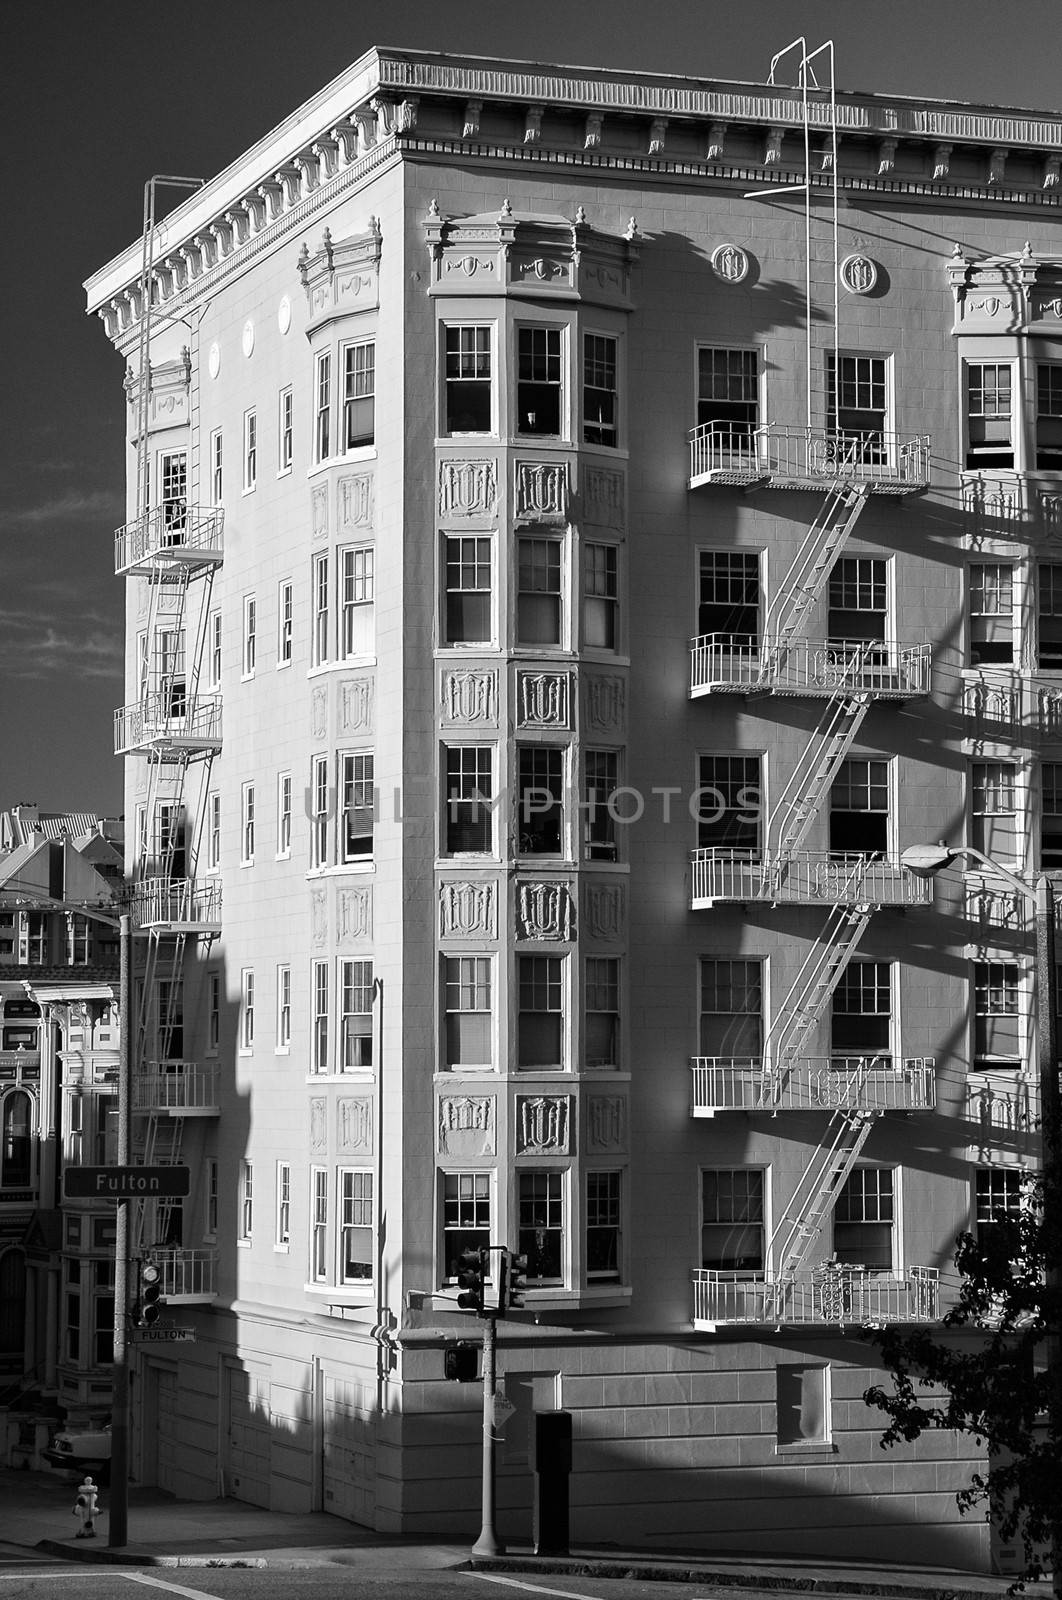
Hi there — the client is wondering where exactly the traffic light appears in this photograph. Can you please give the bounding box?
[138,1260,164,1327]
[456,1247,485,1313]
[444,1341,478,1381]
[504,1251,527,1313]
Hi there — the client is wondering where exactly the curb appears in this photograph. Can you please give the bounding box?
[35,1541,266,1569]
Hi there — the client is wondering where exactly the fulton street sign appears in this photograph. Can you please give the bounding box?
[64,1166,191,1200]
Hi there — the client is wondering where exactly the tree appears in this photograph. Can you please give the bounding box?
[863,1181,1062,1594]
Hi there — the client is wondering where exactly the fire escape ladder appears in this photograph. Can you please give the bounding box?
[761,900,874,1099]
[769,1103,881,1280]
[764,688,873,863]
[762,481,870,652]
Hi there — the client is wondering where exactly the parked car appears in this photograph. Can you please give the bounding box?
[43,1426,111,1482]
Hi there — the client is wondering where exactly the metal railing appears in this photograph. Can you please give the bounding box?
[130,878,222,932]
[691,1056,936,1114]
[692,1265,939,1326]
[114,692,222,755]
[133,1063,221,1112]
[690,636,931,697]
[690,849,931,907]
[150,1247,218,1300]
[688,423,931,490]
[114,505,224,574]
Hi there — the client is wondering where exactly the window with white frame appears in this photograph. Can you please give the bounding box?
[210,428,223,506]
[339,1170,374,1283]
[443,536,492,645]
[153,801,186,879]
[278,580,293,666]
[1036,363,1062,470]
[154,977,184,1060]
[238,1160,253,1242]
[445,746,493,854]
[444,325,493,433]
[698,551,760,642]
[696,346,759,445]
[701,1169,764,1270]
[340,959,373,1070]
[442,1172,490,1277]
[516,325,564,436]
[583,543,618,650]
[208,609,222,689]
[276,1162,291,1248]
[517,745,564,855]
[974,1167,1024,1239]
[277,772,292,859]
[343,340,375,449]
[311,1167,328,1280]
[696,754,762,855]
[160,450,187,535]
[829,757,889,856]
[312,960,329,1075]
[699,959,763,1060]
[969,563,1015,666]
[443,955,492,1070]
[340,752,374,860]
[971,760,1020,862]
[516,535,563,645]
[279,386,293,473]
[1039,564,1062,670]
[243,409,257,491]
[205,1159,218,1239]
[315,351,332,461]
[155,626,186,718]
[828,558,888,651]
[1043,763,1062,869]
[966,362,1014,468]
[240,970,254,1052]
[207,970,220,1055]
[310,755,329,868]
[584,956,620,1069]
[974,961,1022,1071]
[242,595,256,678]
[586,1170,621,1280]
[1,1090,33,1188]
[312,553,329,666]
[518,1171,565,1285]
[341,547,374,657]
[241,782,255,865]
[517,954,564,1069]
[583,748,619,862]
[831,961,892,1067]
[583,333,618,447]
[207,792,221,870]
[777,1365,830,1446]
[276,964,291,1052]
[833,1167,894,1270]
[826,353,889,460]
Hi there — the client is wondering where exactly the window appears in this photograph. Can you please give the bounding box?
[974,961,1021,1070]
[699,959,763,1059]
[205,1160,218,1239]
[207,971,220,1054]
[241,782,255,865]
[279,386,293,472]
[1044,764,1062,868]
[276,965,291,1052]
[701,1170,764,1270]
[442,1172,490,1276]
[341,547,374,657]
[584,957,620,1069]
[207,792,221,870]
[343,340,375,448]
[312,961,329,1074]
[243,409,257,491]
[833,1167,894,1270]
[1,1092,32,1187]
[278,581,293,666]
[311,755,329,867]
[160,450,187,536]
[832,961,891,1066]
[697,347,758,444]
[340,752,374,859]
[828,558,888,649]
[445,746,493,854]
[826,353,888,460]
[583,543,618,650]
[276,1163,291,1248]
[210,429,223,505]
[239,1161,253,1242]
[971,761,1019,861]
[155,627,186,718]
[240,970,254,1052]
[517,326,563,435]
[583,750,618,861]
[340,1171,374,1282]
[312,553,329,666]
[1039,565,1062,670]
[517,746,564,855]
[517,536,563,645]
[583,333,618,447]
[517,954,564,1069]
[698,551,760,642]
[277,772,292,859]
[1036,363,1062,470]
[518,1171,564,1285]
[208,610,222,689]
[311,1168,328,1280]
[974,1168,1024,1239]
[695,755,761,855]
[242,595,256,678]
[155,977,184,1060]
[153,801,186,879]
[315,351,332,461]
[966,362,1014,467]
[443,956,492,1069]
[444,536,492,644]
[777,1365,830,1446]
[445,325,492,433]
[340,959,373,1070]
[830,758,889,856]
[969,564,1014,665]
[586,1171,621,1280]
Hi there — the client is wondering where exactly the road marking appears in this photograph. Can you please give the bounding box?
[121,1576,226,1599]
[469,1573,600,1600]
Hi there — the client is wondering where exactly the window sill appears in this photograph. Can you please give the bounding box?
[774,1441,837,1457]
[275,851,292,863]
[307,658,378,678]
[239,860,254,870]
[273,1243,290,1254]
[240,672,255,684]
[307,447,378,477]
[305,861,375,879]
[305,1071,375,1084]
[276,659,292,672]
[274,1047,290,1057]
[303,1282,375,1301]
[237,1238,251,1249]
[241,486,256,498]
[276,468,292,480]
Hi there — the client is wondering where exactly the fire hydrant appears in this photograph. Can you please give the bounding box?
[73,1476,98,1538]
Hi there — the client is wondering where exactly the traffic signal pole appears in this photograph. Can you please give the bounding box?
[472,1310,501,1558]
[108,912,132,1548]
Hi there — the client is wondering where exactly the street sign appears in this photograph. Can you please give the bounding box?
[130,1327,197,1344]
[64,1165,191,1200]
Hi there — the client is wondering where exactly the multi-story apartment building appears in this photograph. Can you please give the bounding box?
[82,46,1062,1567]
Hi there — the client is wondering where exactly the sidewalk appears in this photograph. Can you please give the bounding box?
[2,1467,1051,1598]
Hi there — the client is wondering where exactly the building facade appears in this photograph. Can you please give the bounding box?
[82,48,1062,1567]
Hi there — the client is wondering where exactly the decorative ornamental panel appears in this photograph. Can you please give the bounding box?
[338,887,373,944]
[312,484,328,541]
[584,674,626,733]
[517,672,570,729]
[839,254,878,294]
[582,467,625,528]
[439,881,497,939]
[441,668,498,725]
[516,882,574,941]
[586,1095,626,1152]
[439,1095,496,1157]
[339,473,374,530]
[584,882,626,943]
[310,887,328,947]
[340,676,375,733]
[439,458,498,518]
[310,1098,327,1153]
[311,686,328,739]
[338,1097,373,1153]
[711,243,750,283]
[516,1095,571,1154]
[515,461,568,521]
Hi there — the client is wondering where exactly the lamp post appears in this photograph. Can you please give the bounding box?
[902,843,1062,1591]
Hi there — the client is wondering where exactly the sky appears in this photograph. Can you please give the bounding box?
[3,0,1061,818]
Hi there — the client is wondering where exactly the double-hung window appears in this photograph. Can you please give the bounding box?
[974,961,1021,1071]
[341,547,374,657]
[445,746,493,854]
[340,959,373,1070]
[210,429,223,505]
[831,961,892,1068]
[828,558,888,653]
[517,536,563,645]
[278,580,293,666]
[343,340,375,448]
[517,746,564,855]
[240,970,254,1052]
[826,354,889,461]
[312,960,329,1074]
[969,563,1015,666]
[971,761,1019,862]
[517,326,563,436]
[1039,565,1062,670]
[701,1169,764,1271]
[339,1171,374,1283]
[276,1162,291,1248]
[243,410,257,491]
[310,756,329,868]
[518,1171,564,1285]
[1037,363,1062,470]
[697,552,760,644]
[583,749,618,862]
[207,793,221,871]
[584,956,620,1069]
[160,451,187,537]
[241,782,255,864]
[444,536,491,644]
[442,1172,490,1277]
[443,956,492,1070]
[315,352,332,461]
[311,1168,328,1280]
[696,755,761,856]
[1042,763,1062,868]
[833,1167,894,1270]
[583,544,618,650]
[696,347,758,448]
[276,965,291,1052]
[583,334,618,447]
[207,971,220,1054]
[517,954,564,1069]
[974,1167,1024,1240]
[209,610,222,689]
[279,387,293,473]
[242,596,256,678]
[830,758,889,857]
[586,1171,621,1280]
[445,326,492,434]
[966,362,1013,468]
[699,959,763,1060]
[239,1161,253,1242]
[277,772,292,859]
[340,752,374,860]
[312,553,329,667]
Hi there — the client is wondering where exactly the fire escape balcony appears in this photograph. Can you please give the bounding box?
[114,505,224,577]
[687,424,931,494]
[691,1264,939,1329]
[130,878,222,935]
[133,1062,220,1116]
[690,1055,936,1116]
[690,636,932,699]
[114,692,222,757]
[149,1246,218,1304]
[690,849,931,909]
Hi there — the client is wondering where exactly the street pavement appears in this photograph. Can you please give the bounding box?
[0,1465,1052,1598]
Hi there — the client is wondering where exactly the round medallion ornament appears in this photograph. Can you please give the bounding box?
[840,253,878,295]
[207,341,221,380]
[277,295,292,335]
[711,243,750,283]
[242,319,255,357]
